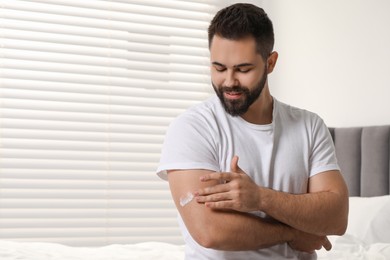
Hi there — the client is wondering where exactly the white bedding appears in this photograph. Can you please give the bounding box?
[317,234,390,260]
[1,196,389,260]
[1,237,390,260]
[0,241,185,260]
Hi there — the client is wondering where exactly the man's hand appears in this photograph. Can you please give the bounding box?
[288,229,332,253]
[195,156,261,212]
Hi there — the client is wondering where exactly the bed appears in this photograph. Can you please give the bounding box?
[0,125,389,259]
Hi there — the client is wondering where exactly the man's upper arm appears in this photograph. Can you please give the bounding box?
[308,170,348,195]
[167,169,221,245]
[308,170,349,233]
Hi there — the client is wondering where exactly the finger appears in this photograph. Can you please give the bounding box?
[323,237,332,251]
[230,155,245,174]
[196,192,231,203]
[205,200,234,209]
[196,183,230,196]
[200,172,232,183]
[230,155,239,172]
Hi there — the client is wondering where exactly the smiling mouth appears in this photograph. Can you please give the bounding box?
[224,91,243,100]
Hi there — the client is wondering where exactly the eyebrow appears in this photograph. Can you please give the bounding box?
[212,61,255,68]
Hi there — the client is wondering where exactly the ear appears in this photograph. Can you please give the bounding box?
[266,51,278,74]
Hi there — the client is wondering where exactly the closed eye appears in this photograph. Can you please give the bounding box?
[237,68,252,73]
[234,63,255,73]
[214,66,226,72]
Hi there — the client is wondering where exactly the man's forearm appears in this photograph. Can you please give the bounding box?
[195,169,348,237]
[259,187,348,236]
[192,209,294,251]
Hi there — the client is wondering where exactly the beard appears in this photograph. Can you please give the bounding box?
[212,67,268,116]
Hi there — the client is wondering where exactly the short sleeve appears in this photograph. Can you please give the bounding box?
[156,111,220,180]
[309,116,340,177]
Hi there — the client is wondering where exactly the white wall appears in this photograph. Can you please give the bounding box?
[263,0,390,127]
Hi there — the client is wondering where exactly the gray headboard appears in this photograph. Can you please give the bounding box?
[328,125,390,197]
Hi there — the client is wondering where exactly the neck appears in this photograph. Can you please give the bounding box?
[241,85,273,125]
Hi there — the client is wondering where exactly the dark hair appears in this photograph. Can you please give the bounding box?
[208,3,274,60]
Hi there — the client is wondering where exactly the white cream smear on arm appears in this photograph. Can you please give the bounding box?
[180,192,194,207]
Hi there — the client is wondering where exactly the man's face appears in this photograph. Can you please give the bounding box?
[210,35,268,116]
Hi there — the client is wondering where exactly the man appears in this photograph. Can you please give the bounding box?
[157,3,348,259]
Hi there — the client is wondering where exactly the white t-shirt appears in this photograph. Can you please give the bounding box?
[157,96,339,260]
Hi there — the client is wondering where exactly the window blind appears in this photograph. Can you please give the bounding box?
[0,0,216,246]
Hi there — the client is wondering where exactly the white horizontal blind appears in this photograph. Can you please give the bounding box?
[0,0,215,246]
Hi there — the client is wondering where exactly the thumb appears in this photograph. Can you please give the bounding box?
[230,155,241,173]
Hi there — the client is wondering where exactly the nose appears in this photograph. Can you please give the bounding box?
[224,70,238,87]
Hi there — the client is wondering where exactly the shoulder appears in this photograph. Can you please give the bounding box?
[184,95,222,119]
[274,98,330,144]
[170,95,226,131]
[275,98,325,128]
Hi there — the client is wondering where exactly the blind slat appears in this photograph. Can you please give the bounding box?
[1,78,212,93]
[1,199,174,208]
[2,119,169,135]
[1,169,163,180]
[3,0,214,22]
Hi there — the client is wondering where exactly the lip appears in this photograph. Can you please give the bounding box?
[224,92,243,100]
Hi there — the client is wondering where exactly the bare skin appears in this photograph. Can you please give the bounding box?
[168,168,332,252]
[195,156,349,236]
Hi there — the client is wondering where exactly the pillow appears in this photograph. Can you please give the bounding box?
[346,195,390,244]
